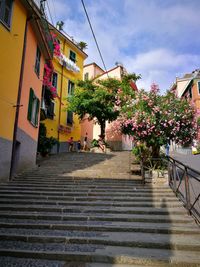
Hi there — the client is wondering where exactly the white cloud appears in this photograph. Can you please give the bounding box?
[48,0,200,92]
[125,49,200,92]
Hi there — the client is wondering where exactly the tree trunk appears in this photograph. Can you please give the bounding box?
[100,120,106,138]
[151,145,160,158]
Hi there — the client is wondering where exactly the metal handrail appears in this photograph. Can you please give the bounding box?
[168,156,200,223]
[141,156,200,223]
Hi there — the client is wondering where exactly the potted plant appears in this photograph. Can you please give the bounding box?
[37,123,58,157]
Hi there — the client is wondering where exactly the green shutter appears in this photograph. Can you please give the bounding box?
[70,50,76,62]
[27,88,34,121]
[35,98,40,126]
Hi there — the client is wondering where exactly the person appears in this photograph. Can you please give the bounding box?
[68,137,73,152]
[98,135,105,152]
[77,140,81,152]
[165,138,170,157]
[83,132,88,151]
[192,139,198,155]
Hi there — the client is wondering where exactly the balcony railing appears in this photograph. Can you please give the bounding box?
[59,53,80,73]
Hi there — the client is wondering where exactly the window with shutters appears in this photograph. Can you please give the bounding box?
[52,72,58,89]
[69,50,76,63]
[189,87,192,99]
[46,101,55,120]
[0,0,13,29]
[67,80,74,125]
[84,72,89,80]
[67,110,73,125]
[35,46,41,77]
[68,80,74,95]
[27,88,40,127]
[198,81,200,95]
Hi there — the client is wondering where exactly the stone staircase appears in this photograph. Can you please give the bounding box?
[0,151,199,267]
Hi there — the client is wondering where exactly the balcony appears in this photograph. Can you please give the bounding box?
[59,53,80,73]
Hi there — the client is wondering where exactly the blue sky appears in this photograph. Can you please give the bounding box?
[46,0,200,92]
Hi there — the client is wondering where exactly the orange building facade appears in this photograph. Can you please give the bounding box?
[0,0,53,180]
[173,69,200,140]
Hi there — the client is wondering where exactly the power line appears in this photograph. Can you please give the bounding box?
[46,0,54,25]
[81,0,109,77]
[50,0,57,25]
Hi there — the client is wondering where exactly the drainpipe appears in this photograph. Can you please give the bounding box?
[57,38,66,153]
[9,18,29,180]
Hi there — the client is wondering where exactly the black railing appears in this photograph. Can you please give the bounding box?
[140,156,200,223]
[168,156,200,223]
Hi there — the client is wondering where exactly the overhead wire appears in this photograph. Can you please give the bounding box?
[50,0,57,25]
[81,0,109,77]
[46,0,54,25]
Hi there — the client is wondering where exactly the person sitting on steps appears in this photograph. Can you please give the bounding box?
[98,135,105,152]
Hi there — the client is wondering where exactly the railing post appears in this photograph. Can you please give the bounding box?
[172,159,177,192]
[184,167,191,212]
[140,161,145,184]
[167,158,171,186]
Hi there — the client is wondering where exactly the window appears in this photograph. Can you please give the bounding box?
[67,110,73,125]
[68,80,74,95]
[84,72,89,80]
[69,50,76,63]
[0,0,13,28]
[47,101,55,120]
[52,72,58,89]
[198,81,200,95]
[27,88,40,127]
[189,87,192,99]
[35,46,41,77]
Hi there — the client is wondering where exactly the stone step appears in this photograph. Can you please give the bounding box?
[7,181,166,189]
[0,198,182,208]
[0,258,163,267]
[0,211,193,224]
[13,180,142,184]
[0,220,199,234]
[0,257,67,267]
[0,151,198,266]
[0,242,200,266]
[0,229,200,251]
[0,194,179,202]
[0,184,172,193]
[0,204,186,215]
[0,189,175,197]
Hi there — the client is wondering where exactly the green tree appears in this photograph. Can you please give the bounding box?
[77,41,88,51]
[67,74,140,138]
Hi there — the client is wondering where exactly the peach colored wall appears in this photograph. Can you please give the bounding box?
[83,64,104,80]
[176,79,190,98]
[98,67,122,80]
[18,22,45,141]
[192,80,200,109]
[80,115,94,142]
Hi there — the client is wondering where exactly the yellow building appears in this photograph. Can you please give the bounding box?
[42,24,87,152]
[0,0,27,179]
[0,0,53,180]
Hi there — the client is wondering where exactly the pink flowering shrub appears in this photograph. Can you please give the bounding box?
[117,83,197,157]
[51,32,61,56]
[42,33,61,99]
[43,62,57,98]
